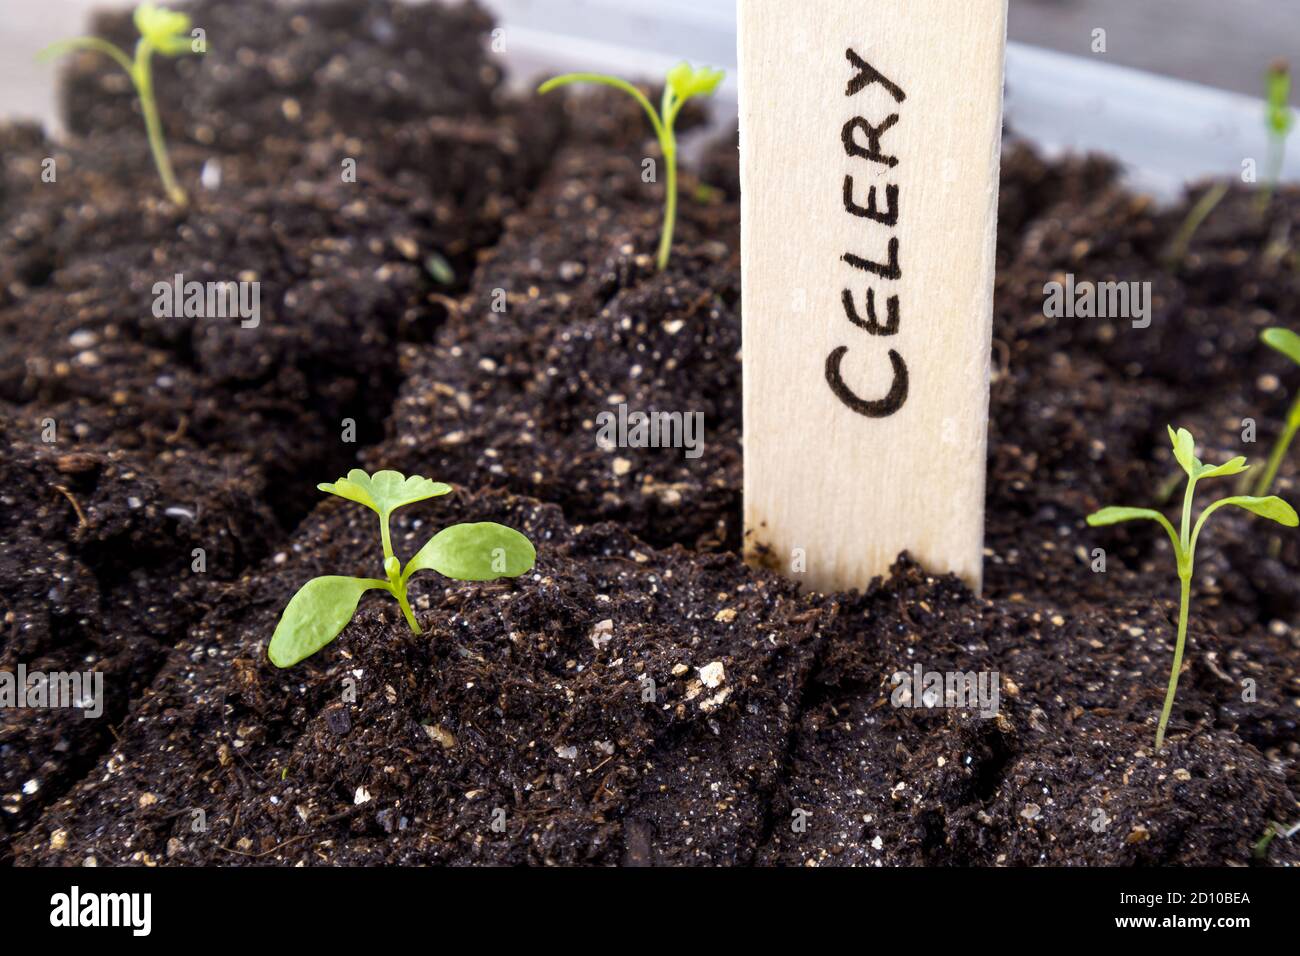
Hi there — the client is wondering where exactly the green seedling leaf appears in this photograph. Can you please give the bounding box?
[666,62,725,102]
[134,1,193,55]
[1088,424,1297,750]
[1086,506,1179,553]
[268,576,383,668]
[406,522,537,582]
[1162,423,1245,479]
[1166,425,1199,475]
[1210,495,1300,526]
[269,471,537,666]
[1262,327,1300,367]
[1086,507,1168,527]
[318,469,451,518]
[38,37,134,73]
[1196,456,1249,479]
[536,73,663,135]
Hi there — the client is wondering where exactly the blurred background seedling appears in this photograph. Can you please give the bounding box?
[1253,819,1300,861]
[40,2,203,205]
[1258,60,1295,213]
[1250,327,1300,496]
[1165,60,1294,265]
[538,61,724,270]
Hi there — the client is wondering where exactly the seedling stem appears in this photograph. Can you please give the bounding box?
[378,509,421,634]
[1165,182,1228,266]
[1255,402,1300,496]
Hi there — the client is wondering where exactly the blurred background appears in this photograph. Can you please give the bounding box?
[5,0,1298,122]
[3,0,1297,196]
[1010,0,1297,96]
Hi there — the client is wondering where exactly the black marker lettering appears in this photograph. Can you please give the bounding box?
[843,239,900,280]
[842,114,900,168]
[843,179,898,225]
[842,288,899,335]
[825,346,909,418]
[845,49,906,102]
[830,52,909,416]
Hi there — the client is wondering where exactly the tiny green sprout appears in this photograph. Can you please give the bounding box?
[1087,426,1297,749]
[1253,819,1299,860]
[538,62,725,270]
[40,2,203,206]
[267,470,536,668]
[1253,327,1300,496]
[1260,60,1295,211]
[1166,60,1294,263]
[1164,181,1229,266]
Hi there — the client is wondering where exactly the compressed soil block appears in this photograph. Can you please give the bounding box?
[373,138,742,552]
[14,486,829,865]
[0,0,561,853]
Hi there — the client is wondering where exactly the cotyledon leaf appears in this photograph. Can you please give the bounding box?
[1086,506,1168,527]
[1210,495,1299,526]
[405,522,536,583]
[268,576,385,668]
[1262,327,1300,367]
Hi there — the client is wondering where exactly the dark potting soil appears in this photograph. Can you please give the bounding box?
[59,0,504,153]
[13,132,1300,865]
[12,506,1294,866]
[0,0,560,852]
[370,140,743,552]
[4,2,1299,866]
[15,485,830,865]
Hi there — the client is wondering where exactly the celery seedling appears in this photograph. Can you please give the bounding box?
[1164,182,1228,266]
[41,3,203,205]
[1087,426,1297,748]
[1252,327,1300,496]
[1254,819,1300,860]
[1166,60,1294,263]
[267,470,536,668]
[1259,60,1294,212]
[538,62,725,270]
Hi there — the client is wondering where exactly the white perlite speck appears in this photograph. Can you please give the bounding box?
[699,661,725,688]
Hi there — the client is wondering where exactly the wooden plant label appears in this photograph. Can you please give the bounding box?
[738,0,1008,593]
